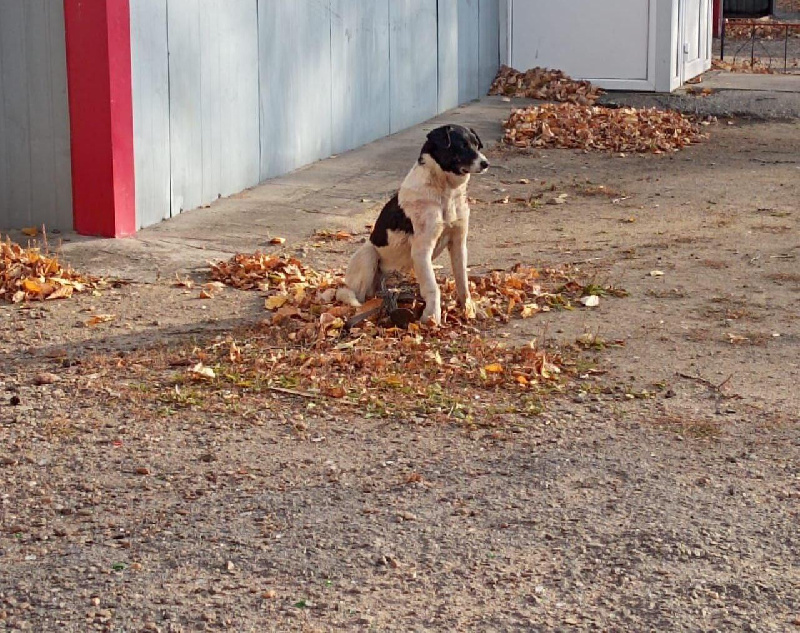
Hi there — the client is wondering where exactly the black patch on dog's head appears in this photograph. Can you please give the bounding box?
[419,124,486,175]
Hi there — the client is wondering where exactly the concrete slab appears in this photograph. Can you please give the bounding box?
[35,96,524,282]
[683,70,800,93]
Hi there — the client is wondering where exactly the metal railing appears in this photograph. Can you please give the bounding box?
[720,19,800,72]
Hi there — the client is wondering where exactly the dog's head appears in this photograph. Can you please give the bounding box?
[420,125,489,176]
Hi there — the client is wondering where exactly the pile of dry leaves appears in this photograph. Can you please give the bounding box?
[712,58,777,73]
[0,238,98,303]
[503,104,706,153]
[155,253,621,421]
[489,65,603,105]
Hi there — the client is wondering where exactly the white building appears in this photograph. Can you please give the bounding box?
[503,0,713,92]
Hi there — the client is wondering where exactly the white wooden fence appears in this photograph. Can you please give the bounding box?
[131,0,501,229]
[0,0,72,231]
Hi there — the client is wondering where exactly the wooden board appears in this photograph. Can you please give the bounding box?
[130,0,170,227]
[389,0,439,133]
[259,0,333,180]
[167,0,260,216]
[330,0,391,154]
[0,0,72,231]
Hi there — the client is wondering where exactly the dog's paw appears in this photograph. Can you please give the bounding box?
[421,306,441,327]
[463,297,477,320]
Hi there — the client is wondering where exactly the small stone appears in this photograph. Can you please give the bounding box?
[33,372,60,386]
[135,467,150,476]
[226,561,235,572]
[9,395,20,406]
[261,590,276,599]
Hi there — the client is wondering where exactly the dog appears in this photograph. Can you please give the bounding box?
[336,124,489,326]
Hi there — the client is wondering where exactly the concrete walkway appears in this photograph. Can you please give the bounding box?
[683,70,800,92]
[601,70,800,120]
[45,98,521,282]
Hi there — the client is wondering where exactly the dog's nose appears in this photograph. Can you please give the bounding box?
[480,160,490,171]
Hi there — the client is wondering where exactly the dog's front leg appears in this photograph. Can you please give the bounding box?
[411,236,441,326]
[449,228,476,319]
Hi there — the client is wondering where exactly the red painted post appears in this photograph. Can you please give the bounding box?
[63,0,136,237]
[713,0,723,38]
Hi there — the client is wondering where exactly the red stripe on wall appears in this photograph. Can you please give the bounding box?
[63,0,135,237]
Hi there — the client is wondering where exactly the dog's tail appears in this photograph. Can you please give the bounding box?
[336,241,380,306]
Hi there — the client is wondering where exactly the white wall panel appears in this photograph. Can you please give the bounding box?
[168,0,259,215]
[259,0,332,180]
[511,0,657,90]
[330,0,391,154]
[131,0,170,227]
[389,0,439,133]
[128,0,501,228]
[0,0,72,231]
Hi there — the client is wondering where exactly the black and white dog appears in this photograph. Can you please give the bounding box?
[337,124,489,326]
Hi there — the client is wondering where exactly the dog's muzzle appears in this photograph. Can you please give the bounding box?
[470,153,490,174]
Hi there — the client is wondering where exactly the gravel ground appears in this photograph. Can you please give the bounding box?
[1,118,799,632]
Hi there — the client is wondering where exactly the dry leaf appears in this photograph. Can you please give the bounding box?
[21,227,39,237]
[269,237,286,245]
[229,342,242,363]
[189,362,216,379]
[484,363,504,374]
[87,314,116,326]
[265,294,290,310]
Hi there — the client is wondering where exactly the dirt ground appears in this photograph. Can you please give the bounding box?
[1,117,799,631]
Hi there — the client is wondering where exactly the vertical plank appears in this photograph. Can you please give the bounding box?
[130,0,170,227]
[48,0,73,231]
[458,0,481,103]
[0,0,33,229]
[167,0,203,215]
[25,0,58,229]
[216,0,260,197]
[0,16,6,229]
[199,0,223,205]
[330,0,391,155]
[167,0,260,216]
[0,0,72,232]
[498,0,509,66]
[437,0,460,112]
[389,0,438,133]
[259,0,332,180]
[479,0,500,94]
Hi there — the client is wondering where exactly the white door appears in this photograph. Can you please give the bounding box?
[509,0,658,91]
[679,0,712,83]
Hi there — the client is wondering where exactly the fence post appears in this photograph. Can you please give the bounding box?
[63,0,136,237]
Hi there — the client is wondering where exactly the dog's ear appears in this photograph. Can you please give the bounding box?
[470,127,484,150]
[427,125,452,149]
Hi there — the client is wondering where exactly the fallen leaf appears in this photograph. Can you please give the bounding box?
[580,295,600,307]
[21,227,39,237]
[265,294,290,310]
[189,363,216,379]
[87,314,116,326]
[22,278,43,294]
[484,363,504,374]
[269,237,286,245]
